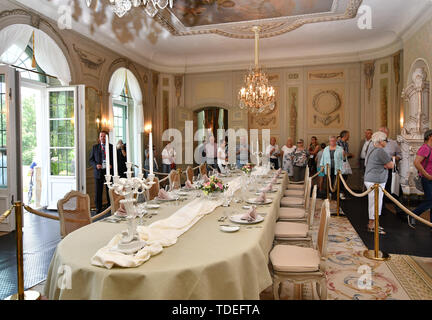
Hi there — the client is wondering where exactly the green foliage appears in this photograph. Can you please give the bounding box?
[22,95,36,166]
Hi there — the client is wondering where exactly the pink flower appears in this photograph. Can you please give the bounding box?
[217,183,223,189]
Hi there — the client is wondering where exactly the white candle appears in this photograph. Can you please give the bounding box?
[126,120,131,162]
[113,132,118,176]
[106,134,110,177]
[149,131,153,175]
[256,139,259,166]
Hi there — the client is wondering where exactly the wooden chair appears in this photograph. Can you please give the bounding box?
[57,190,110,238]
[186,166,194,183]
[146,176,160,201]
[109,188,125,215]
[199,163,207,177]
[270,199,331,300]
[287,166,309,190]
[280,177,311,208]
[274,185,318,246]
[169,170,181,190]
[278,183,313,222]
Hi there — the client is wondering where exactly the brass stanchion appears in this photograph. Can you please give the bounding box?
[363,185,390,261]
[5,202,41,300]
[326,164,330,201]
[336,170,340,217]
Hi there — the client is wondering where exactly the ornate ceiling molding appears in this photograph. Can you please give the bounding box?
[154,0,363,39]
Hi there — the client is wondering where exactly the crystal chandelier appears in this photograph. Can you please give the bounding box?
[238,26,276,114]
[86,0,174,18]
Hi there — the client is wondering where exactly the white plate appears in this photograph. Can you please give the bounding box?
[155,196,179,202]
[242,205,252,210]
[220,225,240,232]
[257,189,277,194]
[176,191,189,196]
[264,181,281,185]
[229,214,264,224]
[146,204,160,209]
[246,198,273,205]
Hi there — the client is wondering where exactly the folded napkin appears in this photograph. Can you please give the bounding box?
[262,183,273,193]
[256,192,267,203]
[158,189,173,200]
[185,180,194,189]
[271,176,278,184]
[202,174,210,182]
[241,205,257,222]
[115,203,127,216]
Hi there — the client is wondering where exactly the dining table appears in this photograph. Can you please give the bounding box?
[44,170,288,299]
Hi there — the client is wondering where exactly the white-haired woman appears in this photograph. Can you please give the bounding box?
[364,131,394,234]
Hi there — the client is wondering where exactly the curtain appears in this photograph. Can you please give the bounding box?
[0,24,71,85]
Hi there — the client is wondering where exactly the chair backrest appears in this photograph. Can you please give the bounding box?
[169,170,181,190]
[316,199,331,258]
[57,190,92,238]
[109,188,125,215]
[304,165,310,184]
[186,166,194,183]
[199,163,207,176]
[307,185,318,228]
[303,177,312,209]
[146,176,160,200]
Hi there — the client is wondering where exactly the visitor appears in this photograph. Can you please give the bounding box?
[316,142,327,197]
[359,129,373,190]
[89,131,113,213]
[266,136,280,170]
[205,135,218,172]
[337,130,354,200]
[308,136,320,175]
[378,127,402,199]
[281,137,296,177]
[320,136,344,199]
[116,139,127,178]
[292,139,309,182]
[144,145,158,178]
[217,139,227,173]
[409,129,432,229]
[161,137,176,173]
[236,135,249,169]
[364,131,394,235]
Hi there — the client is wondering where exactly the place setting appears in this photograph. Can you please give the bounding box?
[246,192,273,205]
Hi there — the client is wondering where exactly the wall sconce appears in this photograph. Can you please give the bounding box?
[144,123,152,133]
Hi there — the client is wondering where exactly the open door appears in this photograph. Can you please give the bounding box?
[0,66,21,232]
[45,85,85,210]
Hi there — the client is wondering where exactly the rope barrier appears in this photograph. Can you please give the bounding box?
[0,205,14,224]
[338,172,374,197]
[23,205,59,221]
[380,186,432,228]
[310,166,324,180]
[326,168,339,193]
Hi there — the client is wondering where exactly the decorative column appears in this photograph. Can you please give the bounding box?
[174,75,183,107]
[397,67,430,193]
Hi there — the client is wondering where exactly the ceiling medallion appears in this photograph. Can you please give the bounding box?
[86,0,174,18]
[238,26,275,115]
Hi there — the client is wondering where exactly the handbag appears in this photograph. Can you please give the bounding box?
[391,158,400,196]
[341,156,352,175]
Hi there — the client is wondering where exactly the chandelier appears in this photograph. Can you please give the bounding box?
[238,26,275,114]
[85,0,174,18]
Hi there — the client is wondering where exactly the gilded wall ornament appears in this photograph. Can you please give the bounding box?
[73,44,105,70]
[312,90,342,126]
[364,61,375,103]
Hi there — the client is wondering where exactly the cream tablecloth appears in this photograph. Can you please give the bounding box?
[44,172,287,300]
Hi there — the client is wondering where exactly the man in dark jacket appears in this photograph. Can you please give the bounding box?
[89,131,113,213]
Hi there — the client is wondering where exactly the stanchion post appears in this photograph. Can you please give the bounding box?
[326,164,330,201]
[15,201,24,300]
[336,170,341,217]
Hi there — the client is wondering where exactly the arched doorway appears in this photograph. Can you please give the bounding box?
[108,68,144,175]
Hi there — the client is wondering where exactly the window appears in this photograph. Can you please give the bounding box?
[49,90,75,176]
[113,102,127,143]
[0,74,6,187]
[15,45,47,83]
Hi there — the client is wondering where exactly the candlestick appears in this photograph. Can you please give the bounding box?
[149,131,153,175]
[106,134,110,177]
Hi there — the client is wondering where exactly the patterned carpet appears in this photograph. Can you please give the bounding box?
[261,199,432,300]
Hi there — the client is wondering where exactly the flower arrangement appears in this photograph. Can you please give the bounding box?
[241,163,254,174]
[200,175,227,195]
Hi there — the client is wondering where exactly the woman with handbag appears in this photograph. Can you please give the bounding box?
[364,131,394,234]
[319,136,344,199]
[409,129,432,228]
[292,139,309,182]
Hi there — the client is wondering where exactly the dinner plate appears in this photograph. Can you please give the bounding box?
[146,204,160,209]
[176,191,189,196]
[155,196,179,202]
[257,189,277,194]
[264,181,282,185]
[246,198,273,205]
[229,214,264,224]
[219,225,240,232]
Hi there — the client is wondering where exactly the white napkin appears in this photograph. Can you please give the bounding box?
[271,176,278,184]
[262,183,272,193]
[185,180,194,189]
[158,189,173,200]
[256,192,267,203]
[241,206,257,222]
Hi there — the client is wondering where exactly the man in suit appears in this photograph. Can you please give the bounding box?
[89,131,113,213]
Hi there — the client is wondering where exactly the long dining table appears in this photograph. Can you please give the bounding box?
[44,171,287,299]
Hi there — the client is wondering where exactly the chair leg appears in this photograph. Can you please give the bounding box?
[273,279,281,300]
[316,278,327,300]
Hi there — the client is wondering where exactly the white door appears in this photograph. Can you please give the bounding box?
[0,66,21,232]
[46,86,85,209]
